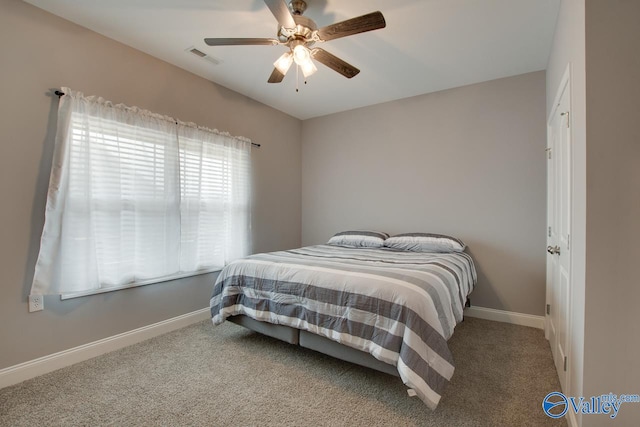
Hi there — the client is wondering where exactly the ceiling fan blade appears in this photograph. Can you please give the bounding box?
[316,11,386,42]
[204,38,279,46]
[263,0,297,29]
[311,48,360,78]
[268,67,285,83]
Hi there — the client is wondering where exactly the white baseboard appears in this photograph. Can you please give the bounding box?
[0,308,210,390]
[464,306,545,330]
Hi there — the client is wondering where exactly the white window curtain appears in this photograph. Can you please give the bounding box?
[31,87,251,296]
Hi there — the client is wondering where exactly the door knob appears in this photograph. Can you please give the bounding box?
[547,245,561,255]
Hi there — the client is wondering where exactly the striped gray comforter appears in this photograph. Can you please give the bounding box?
[210,245,476,409]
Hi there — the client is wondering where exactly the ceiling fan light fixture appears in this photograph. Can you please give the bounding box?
[291,44,316,77]
[300,59,317,78]
[292,44,311,64]
[274,51,294,74]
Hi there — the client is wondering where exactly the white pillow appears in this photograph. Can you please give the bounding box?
[383,233,466,253]
[327,230,389,248]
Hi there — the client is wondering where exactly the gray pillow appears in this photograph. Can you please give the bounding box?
[327,230,389,248]
[384,233,466,253]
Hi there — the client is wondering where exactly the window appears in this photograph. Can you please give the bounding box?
[31,88,251,297]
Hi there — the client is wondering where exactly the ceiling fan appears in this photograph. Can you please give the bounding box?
[204,0,386,83]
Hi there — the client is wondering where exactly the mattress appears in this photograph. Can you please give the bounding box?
[210,244,476,409]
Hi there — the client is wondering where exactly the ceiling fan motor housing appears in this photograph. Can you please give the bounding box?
[278,14,316,43]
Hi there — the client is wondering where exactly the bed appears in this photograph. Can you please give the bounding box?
[210,239,476,409]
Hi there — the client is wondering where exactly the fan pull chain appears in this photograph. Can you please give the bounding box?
[294,65,307,93]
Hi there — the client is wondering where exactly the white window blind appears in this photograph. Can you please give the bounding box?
[31,88,251,296]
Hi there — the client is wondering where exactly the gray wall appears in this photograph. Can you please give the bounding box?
[302,71,547,316]
[0,0,301,370]
[583,0,640,425]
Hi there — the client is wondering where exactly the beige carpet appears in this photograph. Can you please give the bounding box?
[0,317,566,426]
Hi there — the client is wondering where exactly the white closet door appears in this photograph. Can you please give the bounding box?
[546,72,572,392]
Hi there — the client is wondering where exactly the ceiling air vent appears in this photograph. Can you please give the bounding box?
[186,46,222,66]
[189,47,207,57]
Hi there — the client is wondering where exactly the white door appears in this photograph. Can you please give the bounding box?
[546,75,571,392]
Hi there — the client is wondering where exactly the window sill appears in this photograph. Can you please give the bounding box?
[59,268,222,300]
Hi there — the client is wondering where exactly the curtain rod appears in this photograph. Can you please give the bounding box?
[54,90,261,148]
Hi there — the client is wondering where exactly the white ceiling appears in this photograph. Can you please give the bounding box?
[24,0,560,120]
